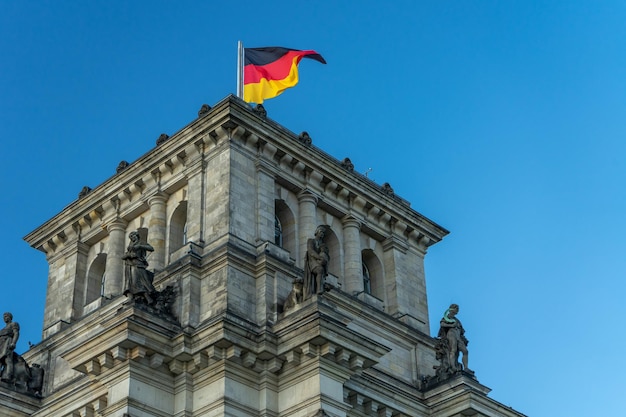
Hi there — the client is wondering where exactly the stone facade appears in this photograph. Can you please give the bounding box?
[2,96,526,416]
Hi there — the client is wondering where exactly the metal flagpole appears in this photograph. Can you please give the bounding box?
[237,41,244,99]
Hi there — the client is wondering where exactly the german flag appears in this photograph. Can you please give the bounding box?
[243,47,326,104]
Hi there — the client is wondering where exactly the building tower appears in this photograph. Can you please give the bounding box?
[4,96,525,417]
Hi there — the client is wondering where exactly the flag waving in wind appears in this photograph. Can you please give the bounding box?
[243,47,326,104]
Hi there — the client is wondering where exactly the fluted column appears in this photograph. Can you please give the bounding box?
[148,193,168,271]
[104,218,127,298]
[342,215,363,294]
[298,190,318,268]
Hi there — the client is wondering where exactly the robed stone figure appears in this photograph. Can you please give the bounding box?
[303,225,329,300]
[437,303,472,375]
[0,312,19,382]
[123,231,155,304]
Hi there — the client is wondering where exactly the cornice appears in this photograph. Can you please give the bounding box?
[24,95,448,258]
[221,97,449,245]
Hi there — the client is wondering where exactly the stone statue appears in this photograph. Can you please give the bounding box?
[435,304,473,378]
[121,231,178,322]
[0,313,44,397]
[303,225,330,300]
[123,231,156,304]
[0,312,19,383]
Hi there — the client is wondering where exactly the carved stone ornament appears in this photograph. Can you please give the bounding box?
[253,104,267,118]
[283,278,304,312]
[156,133,170,146]
[138,285,178,322]
[197,103,211,117]
[0,312,45,397]
[381,182,394,196]
[298,131,312,146]
[116,160,130,173]
[340,157,354,171]
[78,186,92,199]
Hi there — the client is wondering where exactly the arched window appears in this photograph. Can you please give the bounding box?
[169,201,188,255]
[85,253,107,304]
[362,249,384,301]
[275,215,283,247]
[275,200,296,256]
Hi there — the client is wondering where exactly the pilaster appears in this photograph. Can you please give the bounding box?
[185,164,204,244]
[381,236,408,318]
[256,158,277,244]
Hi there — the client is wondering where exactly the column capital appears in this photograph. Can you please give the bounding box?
[148,192,169,206]
[341,215,362,229]
[106,218,127,233]
[297,189,318,205]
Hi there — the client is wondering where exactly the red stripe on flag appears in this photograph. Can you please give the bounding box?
[244,50,316,85]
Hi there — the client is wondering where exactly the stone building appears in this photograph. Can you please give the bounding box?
[3,96,525,416]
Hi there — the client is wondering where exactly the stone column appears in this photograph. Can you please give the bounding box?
[104,218,127,298]
[148,193,168,271]
[342,215,363,295]
[298,190,318,268]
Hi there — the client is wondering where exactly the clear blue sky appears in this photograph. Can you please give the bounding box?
[2,2,625,416]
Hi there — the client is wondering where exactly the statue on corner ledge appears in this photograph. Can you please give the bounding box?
[431,303,474,383]
[123,230,156,304]
[0,312,20,384]
[0,312,44,397]
[122,230,177,321]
